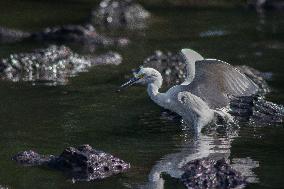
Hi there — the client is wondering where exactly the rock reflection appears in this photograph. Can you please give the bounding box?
[141,123,259,189]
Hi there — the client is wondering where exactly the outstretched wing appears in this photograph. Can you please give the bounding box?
[181,49,204,85]
[185,59,259,109]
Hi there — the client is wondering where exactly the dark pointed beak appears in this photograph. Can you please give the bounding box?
[117,77,140,92]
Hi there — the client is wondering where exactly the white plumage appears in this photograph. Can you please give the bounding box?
[120,49,259,132]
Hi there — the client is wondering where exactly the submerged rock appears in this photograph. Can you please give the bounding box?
[91,0,150,29]
[0,45,122,84]
[12,144,130,181]
[30,24,129,48]
[181,158,246,189]
[229,95,284,124]
[0,25,129,50]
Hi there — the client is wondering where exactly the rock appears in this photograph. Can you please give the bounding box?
[229,95,284,124]
[0,25,129,50]
[143,50,186,88]
[91,0,150,29]
[12,144,130,181]
[30,24,129,48]
[181,158,246,189]
[0,45,122,84]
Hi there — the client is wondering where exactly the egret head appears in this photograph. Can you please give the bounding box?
[119,66,162,91]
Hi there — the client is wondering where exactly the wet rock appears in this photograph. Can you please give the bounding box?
[181,158,246,189]
[229,95,284,124]
[30,24,129,48]
[12,144,130,181]
[0,25,129,50]
[91,0,150,29]
[248,0,284,10]
[143,50,186,88]
[0,45,122,84]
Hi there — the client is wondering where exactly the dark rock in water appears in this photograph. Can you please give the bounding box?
[247,0,284,10]
[12,144,130,181]
[30,24,129,48]
[0,26,30,43]
[91,0,150,29]
[0,45,122,84]
[143,50,186,88]
[0,25,129,50]
[229,95,284,124]
[181,158,246,189]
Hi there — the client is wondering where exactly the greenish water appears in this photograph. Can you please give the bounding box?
[0,1,283,189]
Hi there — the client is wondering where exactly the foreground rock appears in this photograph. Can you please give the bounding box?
[0,45,122,84]
[91,0,150,29]
[0,25,129,50]
[12,144,130,181]
[181,158,246,189]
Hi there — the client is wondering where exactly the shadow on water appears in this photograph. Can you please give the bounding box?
[0,1,283,189]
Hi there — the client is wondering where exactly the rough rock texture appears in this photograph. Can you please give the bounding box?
[229,95,284,124]
[12,144,130,181]
[0,25,129,50]
[30,25,129,48]
[91,0,150,29]
[248,0,284,10]
[0,45,122,84]
[181,158,246,189]
[143,50,186,88]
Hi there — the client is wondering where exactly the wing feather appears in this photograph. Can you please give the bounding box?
[185,59,259,109]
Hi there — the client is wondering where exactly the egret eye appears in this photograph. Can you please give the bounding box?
[138,73,146,78]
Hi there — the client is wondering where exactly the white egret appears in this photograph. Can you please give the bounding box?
[119,49,259,132]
